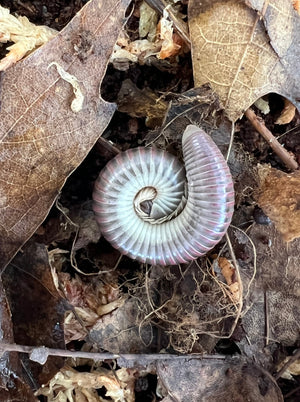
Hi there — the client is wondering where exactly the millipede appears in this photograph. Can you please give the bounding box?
[93,125,235,265]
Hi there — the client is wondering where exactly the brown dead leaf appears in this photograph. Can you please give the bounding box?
[275,98,296,125]
[57,272,123,342]
[61,273,120,310]
[111,2,187,69]
[139,1,158,40]
[157,358,283,402]
[117,79,168,128]
[96,297,126,316]
[188,0,300,121]
[257,166,300,241]
[217,257,235,285]
[238,223,300,352]
[277,357,300,380]
[157,10,182,59]
[65,298,127,343]
[293,0,300,13]
[89,298,153,354]
[144,85,231,149]
[216,256,241,303]
[0,0,131,272]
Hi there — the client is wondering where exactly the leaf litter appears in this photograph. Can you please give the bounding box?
[0,0,130,271]
[0,5,57,71]
[188,0,300,121]
[0,0,299,401]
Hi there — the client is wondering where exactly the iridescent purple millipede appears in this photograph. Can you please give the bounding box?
[93,125,234,265]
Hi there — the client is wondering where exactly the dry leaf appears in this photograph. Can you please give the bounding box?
[0,5,57,71]
[275,98,296,124]
[0,0,131,272]
[188,0,300,121]
[277,357,300,380]
[65,297,127,343]
[258,166,300,241]
[58,272,122,342]
[139,1,158,40]
[96,297,127,316]
[90,298,152,354]
[293,0,300,13]
[144,85,226,147]
[240,223,300,350]
[157,358,283,401]
[214,257,241,303]
[117,79,168,128]
[36,365,137,402]
[217,257,235,285]
[111,3,186,68]
[61,273,120,310]
[158,9,182,59]
[254,97,270,115]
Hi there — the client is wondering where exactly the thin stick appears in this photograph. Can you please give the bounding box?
[284,385,300,399]
[0,342,226,363]
[224,233,243,338]
[245,108,298,170]
[144,0,191,46]
[230,225,257,299]
[264,291,269,346]
[274,349,300,380]
[226,121,235,162]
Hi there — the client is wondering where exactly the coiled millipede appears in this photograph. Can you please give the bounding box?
[93,125,235,265]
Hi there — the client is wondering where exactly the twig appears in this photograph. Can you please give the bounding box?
[264,290,269,346]
[226,120,235,162]
[144,0,191,46]
[276,124,300,140]
[146,103,200,146]
[245,108,298,170]
[55,200,110,276]
[230,225,257,300]
[284,385,300,399]
[0,342,226,364]
[224,233,243,338]
[274,348,300,380]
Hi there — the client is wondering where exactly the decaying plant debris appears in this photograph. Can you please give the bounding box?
[0,5,57,70]
[0,0,299,401]
[258,166,300,241]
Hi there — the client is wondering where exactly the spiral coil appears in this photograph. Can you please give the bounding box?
[93,125,235,265]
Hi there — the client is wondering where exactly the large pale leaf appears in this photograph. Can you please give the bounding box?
[0,0,131,271]
[157,358,283,401]
[188,0,300,121]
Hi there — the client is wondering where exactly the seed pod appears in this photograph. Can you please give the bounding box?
[93,125,235,265]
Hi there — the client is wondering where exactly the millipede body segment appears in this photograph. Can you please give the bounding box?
[93,125,235,265]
